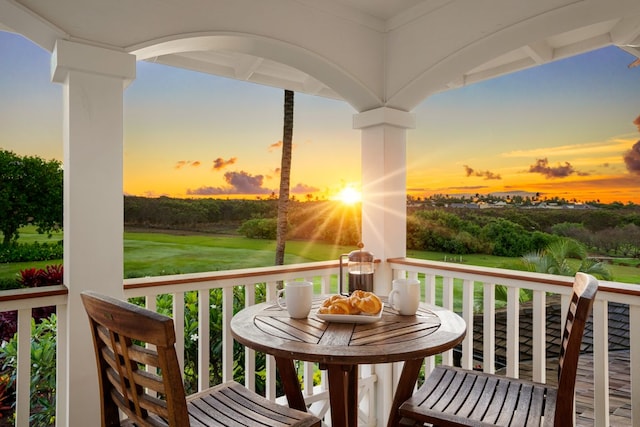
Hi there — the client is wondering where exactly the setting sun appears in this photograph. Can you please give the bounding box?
[337,187,361,205]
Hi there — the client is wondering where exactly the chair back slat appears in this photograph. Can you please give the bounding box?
[81,291,190,426]
[555,272,598,425]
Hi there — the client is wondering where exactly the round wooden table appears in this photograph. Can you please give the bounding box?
[230,296,466,427]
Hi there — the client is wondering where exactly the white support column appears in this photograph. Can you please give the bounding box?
[354,106,414,427]
[353,107,415,295]
[51,39,135,427]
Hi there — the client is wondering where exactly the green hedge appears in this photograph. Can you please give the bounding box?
[0,241,63,263]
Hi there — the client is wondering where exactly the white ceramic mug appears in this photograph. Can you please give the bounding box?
[388,278,420,315]
[277,281,313,319]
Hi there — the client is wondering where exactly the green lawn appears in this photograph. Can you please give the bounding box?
[122,233,353,278]
[2,228,639,286]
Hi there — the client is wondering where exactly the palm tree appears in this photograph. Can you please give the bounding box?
[480,237,611,312]
[275,90,294,267]
[521,237,612,279]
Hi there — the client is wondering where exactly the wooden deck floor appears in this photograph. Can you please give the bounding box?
[515,350,632,426]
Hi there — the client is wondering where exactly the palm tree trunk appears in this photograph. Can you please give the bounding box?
[275,90,294,266]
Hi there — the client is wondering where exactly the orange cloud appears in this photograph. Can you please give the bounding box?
[187,171,273,195]
[463,165,501,180]
[528,158,589,178]
[268,141,283,152]
[175,160,201,169]
[268,141,296,152]
[212,157,237,171]
[623,141,640,175]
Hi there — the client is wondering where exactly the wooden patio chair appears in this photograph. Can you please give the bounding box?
[81,290,321,427]
[395,272,598,427]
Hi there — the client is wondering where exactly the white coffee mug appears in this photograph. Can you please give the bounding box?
[277,281,313,319]
[388,278,420,315]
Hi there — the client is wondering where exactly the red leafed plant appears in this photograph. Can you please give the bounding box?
[41,264,63,286]
[16,265,62,288]
[0,264,63,343]
[16,267,44,287]
[0,374,11,419]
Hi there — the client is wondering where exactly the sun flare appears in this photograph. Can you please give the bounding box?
[337,187,361,205]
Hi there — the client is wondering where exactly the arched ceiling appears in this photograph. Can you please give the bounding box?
[2,0,640,112]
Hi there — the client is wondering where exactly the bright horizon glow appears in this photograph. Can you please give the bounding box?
[336,187,362,205]
[1,31,640,204]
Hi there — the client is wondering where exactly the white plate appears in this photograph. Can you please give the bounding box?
[315,304,383,324]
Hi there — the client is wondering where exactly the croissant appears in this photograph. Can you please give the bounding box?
[349,290,382,315]
[318,295,359,314]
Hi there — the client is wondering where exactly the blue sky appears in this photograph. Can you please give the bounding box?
[2,30,639,203]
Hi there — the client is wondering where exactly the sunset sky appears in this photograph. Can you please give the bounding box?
[1,30,640,204]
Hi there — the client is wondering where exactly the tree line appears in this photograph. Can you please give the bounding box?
[124,196,640,259]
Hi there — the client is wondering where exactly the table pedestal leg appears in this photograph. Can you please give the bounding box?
[386,359,422,427]
[274,357,308,412]
[322,364,358,427]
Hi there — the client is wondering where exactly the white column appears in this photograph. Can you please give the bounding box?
[51,40,136,427]
[353,106,415,427]
[354,107,415,295]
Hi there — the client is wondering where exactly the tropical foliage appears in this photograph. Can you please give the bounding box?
[521,238,612,280]
[0,150,63,246]
[0,316,57,426]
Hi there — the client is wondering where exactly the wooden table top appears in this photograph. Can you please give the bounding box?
[230,296,466,365]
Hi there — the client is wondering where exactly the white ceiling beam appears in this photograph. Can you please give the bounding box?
[522,40,553,64]
[610,15,640,46]
[302,75,324,95]
[553,33,612,60]
[445,75,465,89]
[233,55,263,80]
[0,0,67,52]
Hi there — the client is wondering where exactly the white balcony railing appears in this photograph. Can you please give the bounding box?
[0,259,638,426]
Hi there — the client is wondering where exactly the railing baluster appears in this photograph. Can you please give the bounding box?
[220,287,231,384]
[592,298,610,426]
[506,285,519,378]
[145,295,158,397]
[173,292,185,374]
[631,304,640,425]
[244,283,256,391]
[15,308,31,427]
[303,361,314,397]
[424,273,436,305]
[320,274,331,294]
[442,276,454,366]
[56,303,68,427]
[461,278,474,370]
[199,289,211,390]
[266,281,278,401]
[532,289,546,382]
[483,282,495,374]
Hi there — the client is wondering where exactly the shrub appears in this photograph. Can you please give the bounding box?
[0,315,57,426]
[481,218,533,257]
[0,278,20,291]
[237,218,277,239]
[0,241,63,263]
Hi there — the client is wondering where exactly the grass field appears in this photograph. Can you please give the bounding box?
[1,226,639,285]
